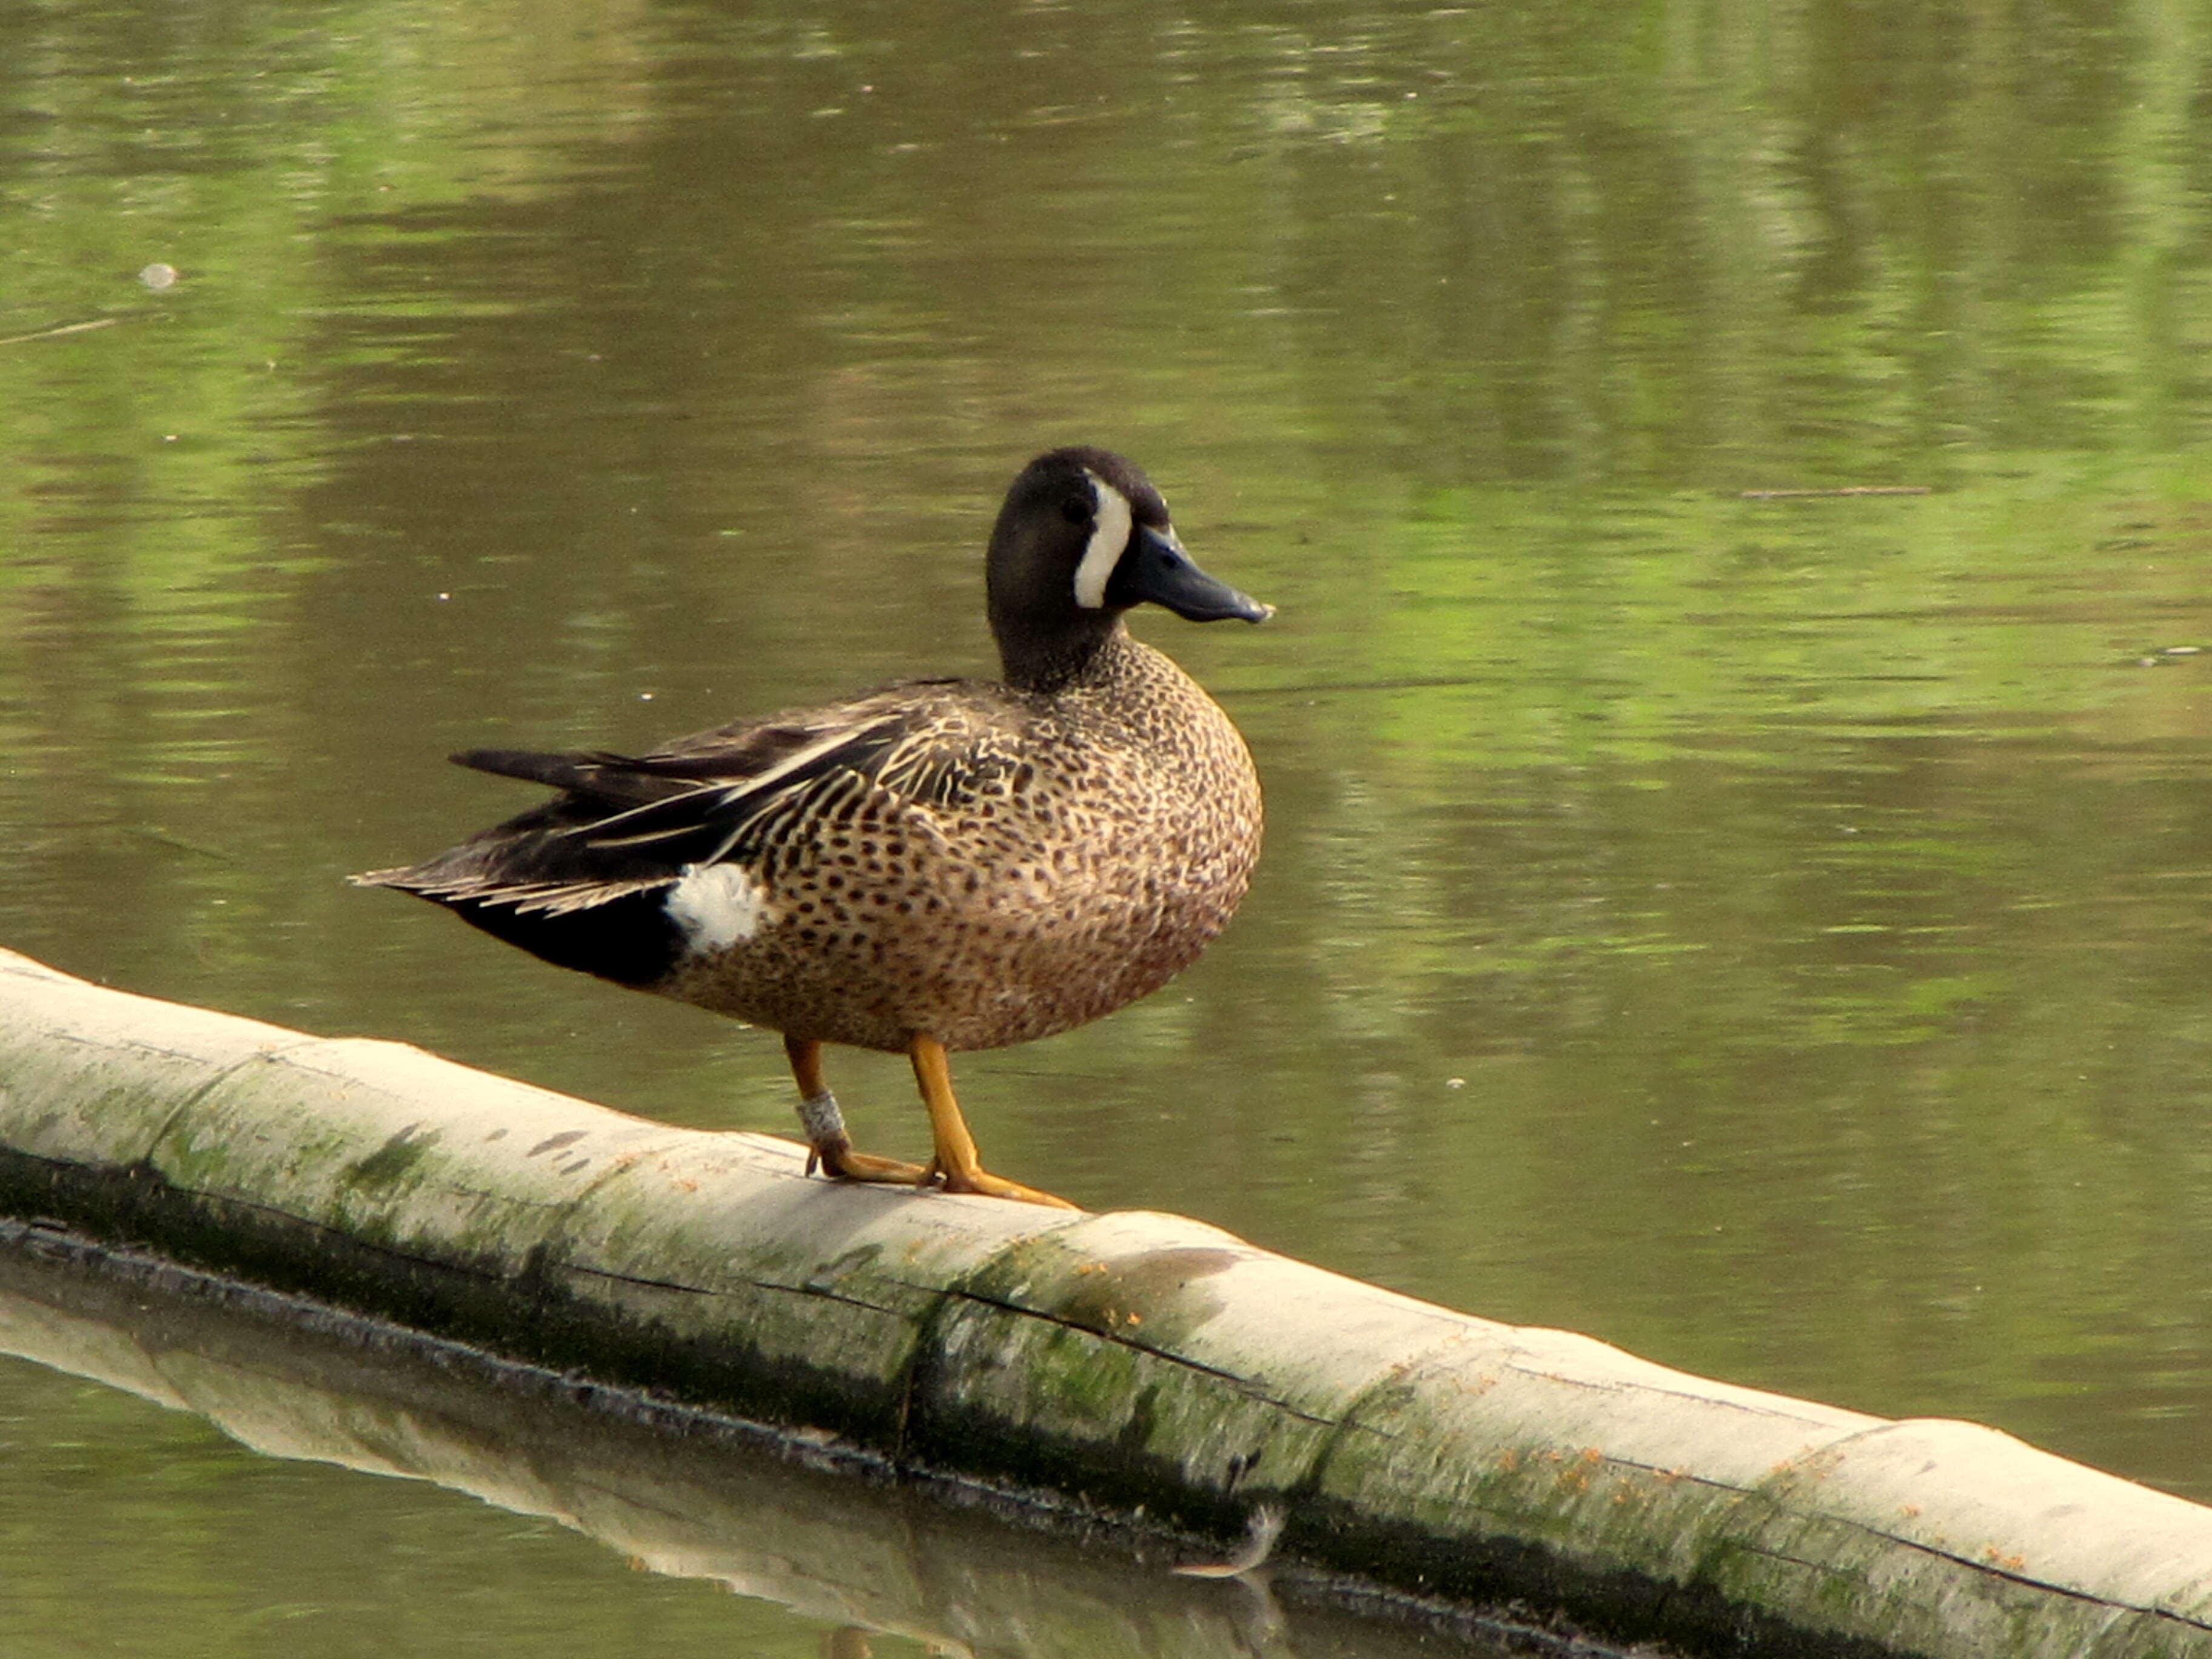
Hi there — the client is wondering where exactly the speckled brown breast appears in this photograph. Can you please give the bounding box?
[655,634,1261,1053]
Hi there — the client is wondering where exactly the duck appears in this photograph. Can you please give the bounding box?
[355,446,1270,1208]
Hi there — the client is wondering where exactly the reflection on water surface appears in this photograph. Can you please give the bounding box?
[0,1238,1550,1659]
[5,1,2212,1654]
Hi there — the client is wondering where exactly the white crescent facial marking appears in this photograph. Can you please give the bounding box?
[1072,472,1135,610]
[666,862,771,953]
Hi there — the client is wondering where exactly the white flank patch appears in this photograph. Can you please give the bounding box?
[665,862,770,953]
[1071,472,1135,609]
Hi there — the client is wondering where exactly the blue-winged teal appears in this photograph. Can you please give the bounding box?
[357,447,1269,1207]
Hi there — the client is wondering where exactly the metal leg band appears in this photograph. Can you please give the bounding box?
[796,1089,847,1145]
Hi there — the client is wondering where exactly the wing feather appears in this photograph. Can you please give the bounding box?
[361,680,1031,914]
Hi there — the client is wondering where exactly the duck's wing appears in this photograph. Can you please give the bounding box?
[355,682,1013,917]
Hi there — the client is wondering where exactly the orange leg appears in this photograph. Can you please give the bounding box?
[908,1033,1078,1210]
[783,1035,928,1185]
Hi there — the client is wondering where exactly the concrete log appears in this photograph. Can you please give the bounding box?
[1,947,2207,1658]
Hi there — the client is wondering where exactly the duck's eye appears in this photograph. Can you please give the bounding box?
[1061,495,1093,525]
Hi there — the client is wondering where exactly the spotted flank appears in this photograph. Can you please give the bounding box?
[355,446,1270,1207]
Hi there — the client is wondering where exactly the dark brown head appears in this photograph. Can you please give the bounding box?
[985,446,1270,691]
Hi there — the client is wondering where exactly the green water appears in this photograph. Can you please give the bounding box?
[5,0,2212,1651]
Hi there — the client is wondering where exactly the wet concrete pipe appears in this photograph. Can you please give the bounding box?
[1,947,2207,1658]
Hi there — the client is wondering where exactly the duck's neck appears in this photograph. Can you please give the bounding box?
[997,615,1132,695]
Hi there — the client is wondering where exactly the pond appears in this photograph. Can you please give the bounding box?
[4,1,2212,1653]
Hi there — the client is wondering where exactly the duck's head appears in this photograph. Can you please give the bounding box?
[987,446,1270,689]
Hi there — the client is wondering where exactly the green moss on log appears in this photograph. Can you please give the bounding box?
[4,948,2211,1659]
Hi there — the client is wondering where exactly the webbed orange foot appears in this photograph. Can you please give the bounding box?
[933,1165,1081,1210]
[806,1134,931,1185]
[911,1035,1081,1210]
[786,1034,930,1187]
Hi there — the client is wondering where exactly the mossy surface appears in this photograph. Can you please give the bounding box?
[5,951,2211,1659]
